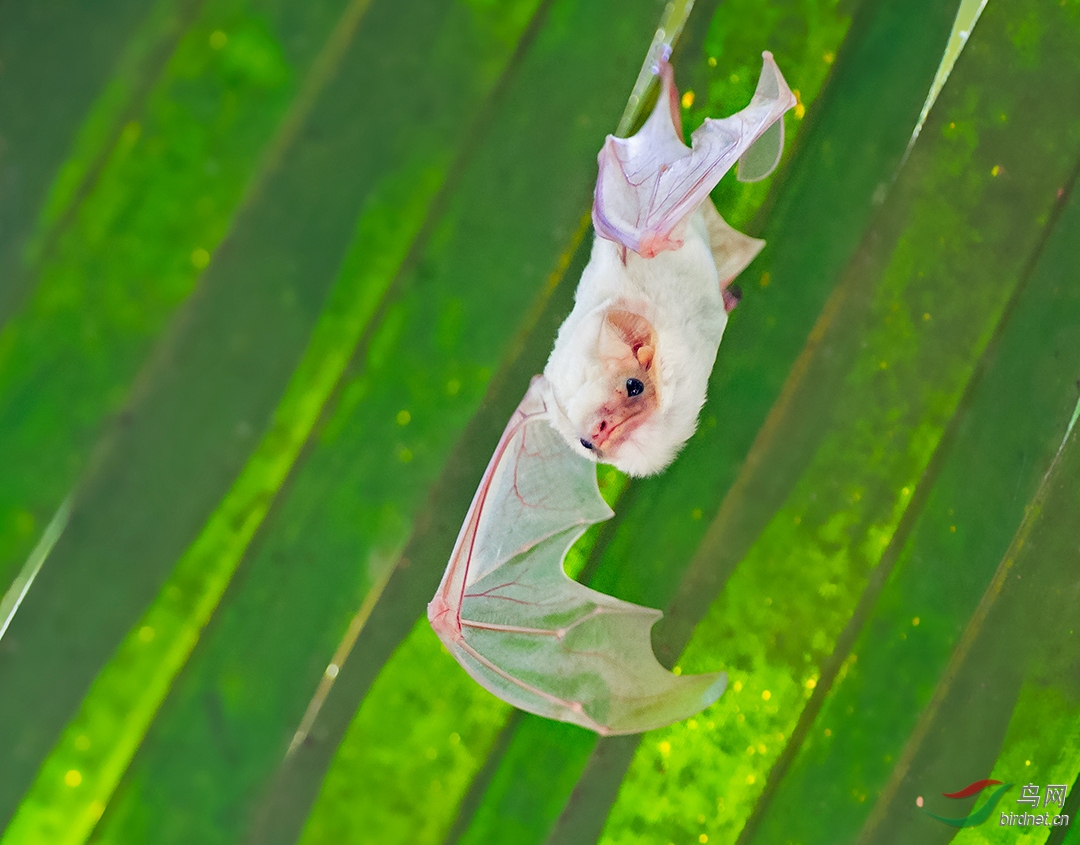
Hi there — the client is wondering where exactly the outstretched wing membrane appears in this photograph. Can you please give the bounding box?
[428,377,725,735]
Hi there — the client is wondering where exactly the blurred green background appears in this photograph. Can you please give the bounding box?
[1,0,1079,843]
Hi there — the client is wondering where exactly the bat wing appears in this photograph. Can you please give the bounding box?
[593,52,795,258]
[428,376,725,735]
[701,197,765,288]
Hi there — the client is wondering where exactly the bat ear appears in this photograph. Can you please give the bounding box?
[599,309,657,370]
[593,52,795,258]
[700,198,765,287]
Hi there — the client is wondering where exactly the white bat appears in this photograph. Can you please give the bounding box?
[429,53,795,735]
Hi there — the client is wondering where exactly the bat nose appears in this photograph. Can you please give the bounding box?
[579,438,594,450]
[589,419,613,449]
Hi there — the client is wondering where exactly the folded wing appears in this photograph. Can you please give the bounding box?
[593,51,795,258]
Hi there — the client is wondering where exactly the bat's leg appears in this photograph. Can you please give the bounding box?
[723,284,742,313]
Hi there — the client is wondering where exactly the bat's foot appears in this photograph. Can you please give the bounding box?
[723,284,742,313]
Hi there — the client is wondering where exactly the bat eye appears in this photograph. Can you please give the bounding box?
[625,378,644,397]
[579,438,594,450]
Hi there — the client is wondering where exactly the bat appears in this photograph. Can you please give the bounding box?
[429,53,794,734]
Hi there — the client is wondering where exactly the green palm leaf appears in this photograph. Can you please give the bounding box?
[1,0,1077,843]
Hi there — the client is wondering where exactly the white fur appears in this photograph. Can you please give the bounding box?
[543,208,729,476]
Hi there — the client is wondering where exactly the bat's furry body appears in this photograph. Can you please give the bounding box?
[544,201,762,475]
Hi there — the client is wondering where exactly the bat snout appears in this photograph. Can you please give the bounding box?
[588,406,648,452]
[589,418,613,449]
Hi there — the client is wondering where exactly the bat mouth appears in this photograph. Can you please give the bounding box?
[588,407,649,456]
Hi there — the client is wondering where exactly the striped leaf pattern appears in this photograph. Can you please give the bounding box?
[1,0,1078,843]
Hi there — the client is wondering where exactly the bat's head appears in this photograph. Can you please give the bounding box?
[547,307,696,476]
[575,308,659,455]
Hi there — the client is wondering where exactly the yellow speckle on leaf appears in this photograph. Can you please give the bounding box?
[758,743,767,754]
[446,378,461,396]
[708,56,717,67]
[396,410,411,426]
[658,740,671,756]
[209,30,228,49]
[823,51,835,64]
[746,774,756,785]
[760,271,771,288]
[923,312,931,321]
[793,89,805,119]
[699,835,709,844]
[691,508,702,520]
[806,677,817,690]
[747,745,756,755]
[397,446,413,464]
[65,770,82,788]
[912,617,920,626]
[991,164,1002,177]
[733,680,743,693]
[15,510,34,535]
[191,248,210,269]
[138,625,155,643]
[730,73,740,83]
[950,525,957,533]
[762,689,771,701]
[824,728,832,737]
[120,121,141,146]
[672,665,682,675]
[682,90,695,109]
